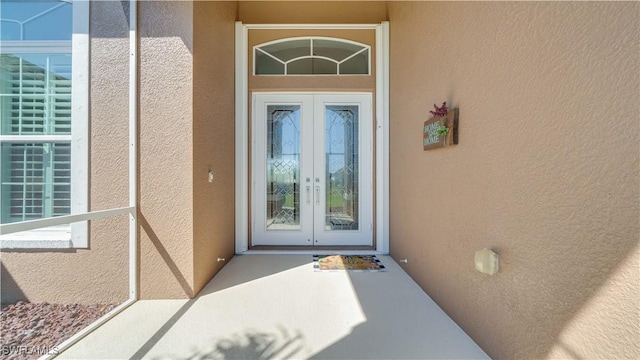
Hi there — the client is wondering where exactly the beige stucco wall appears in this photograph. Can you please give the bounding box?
[1,1,239,304]
[138,1,239,299]
[1,1,131,304]
[138,0,196,299]
[388,1,639,359]
[192,1,238,295]
[239,1,386,24]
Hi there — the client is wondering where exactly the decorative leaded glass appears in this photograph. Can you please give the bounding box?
[266,105,302,230]
[325,105,359,230]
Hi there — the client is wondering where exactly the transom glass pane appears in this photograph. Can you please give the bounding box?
[266,105,302,230]
[325,105,359,230]
[339,51,369,75]
[255,50,285,75]
[261,39,310,62]
[287,58,337,75]
[313,39,364,62]
[254,37,370,75]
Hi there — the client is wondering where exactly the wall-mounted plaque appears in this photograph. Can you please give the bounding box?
[423,108,459,151]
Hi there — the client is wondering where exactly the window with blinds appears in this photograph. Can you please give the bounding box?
[0,0,73,225]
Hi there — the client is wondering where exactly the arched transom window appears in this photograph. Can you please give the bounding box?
[254,37,370,75]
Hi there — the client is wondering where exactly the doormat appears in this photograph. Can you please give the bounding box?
[313,255,387,272]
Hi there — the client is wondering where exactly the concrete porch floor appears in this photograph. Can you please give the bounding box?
[58,255,489,359]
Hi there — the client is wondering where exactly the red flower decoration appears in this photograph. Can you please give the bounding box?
[429,101,448,118]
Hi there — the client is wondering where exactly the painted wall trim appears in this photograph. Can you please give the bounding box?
[243,250,383,255]
[235,22,390,254]
[245,24,379,30]
[235,21,249,253]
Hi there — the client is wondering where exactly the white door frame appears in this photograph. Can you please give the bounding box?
[235,22,390,254]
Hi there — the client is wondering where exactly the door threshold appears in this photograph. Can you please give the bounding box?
[241,245,380,255]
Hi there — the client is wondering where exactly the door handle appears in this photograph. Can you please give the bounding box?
[315,186,320,204]
[306,186,311,204]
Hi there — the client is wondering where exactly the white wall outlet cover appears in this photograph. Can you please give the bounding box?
[475,248,499,275]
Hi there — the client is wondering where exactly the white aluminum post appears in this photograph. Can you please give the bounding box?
[376,21,390,254]
[129,0,138,300]
[235,22,249,253]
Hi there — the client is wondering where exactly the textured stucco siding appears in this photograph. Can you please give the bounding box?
[138,0,195,299]
[192,1,237,295]
[239,1,386,24]
[1,1,131,305]
[388,1,639,359]
[1,1,240,303]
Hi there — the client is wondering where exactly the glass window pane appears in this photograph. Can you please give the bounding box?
[288,58,337,75]
[0,1,72,41]
[339,51,369,75]
[1,142,70,224]
[325,106,359,230]
[313,39,365,62]
[0,54,71,135]
[261,39,310,62]
[48,54,73,86]
[255,50,284,75]
[266,106,301,231]
[0,20,21,41]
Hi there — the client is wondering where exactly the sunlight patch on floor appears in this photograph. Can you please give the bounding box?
[59,255,488,359]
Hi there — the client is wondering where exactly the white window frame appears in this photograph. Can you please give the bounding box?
[0,0,89,249]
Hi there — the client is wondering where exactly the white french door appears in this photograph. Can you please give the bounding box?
[252,93,373,246]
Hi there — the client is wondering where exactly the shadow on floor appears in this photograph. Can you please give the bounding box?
[150,326,306,360]
[198,254,312,295]
[130,298,199,360]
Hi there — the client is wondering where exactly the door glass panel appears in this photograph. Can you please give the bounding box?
[266,105,301,230]
[325,105,359,230]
